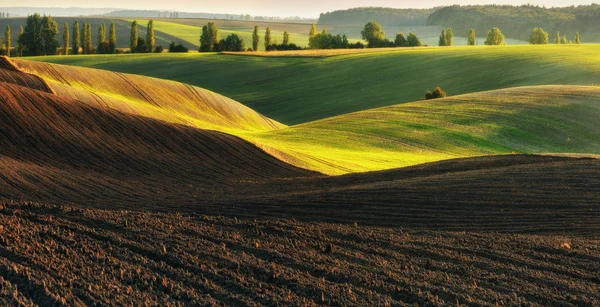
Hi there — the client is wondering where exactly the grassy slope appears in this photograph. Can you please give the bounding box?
[13,56,600,175]
[12,58,284,134]
[31,45,600,125]
[0,17,188,49]
[130,19,310,51]
[244,85,600,174]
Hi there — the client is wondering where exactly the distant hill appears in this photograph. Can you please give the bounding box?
[318,7,435,27]
[427,4,600,42]
[0,7,117,17]
[318,5,600,42]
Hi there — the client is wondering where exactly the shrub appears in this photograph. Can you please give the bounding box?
[266,43,304,51]
[168,42,188,53]
[217,34,245,52]
[348,42,365,49]
[96,40,111,54]
[154,45,164,53]
[425,87,447,100]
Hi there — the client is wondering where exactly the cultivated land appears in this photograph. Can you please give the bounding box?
[32,45,600,124]
[0,17,186,49]
[1,41,600,305]
[18,50,600,174]
[132,19,314,50]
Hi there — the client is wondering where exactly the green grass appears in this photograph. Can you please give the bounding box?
[130,20,310,51]
[30,45,600,125]
[243,85,600,174]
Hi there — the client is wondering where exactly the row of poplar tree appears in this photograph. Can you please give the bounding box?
[439,28,504,46]
[440,27,582,46]
[198,22,296,52]
[4,14,159,57]
[529,28,581,45]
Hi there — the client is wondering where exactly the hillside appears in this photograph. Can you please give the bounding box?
[317,5,600,42]
[128,19,311,50]
[427,4,600,42]
[32,45,600,124]
[12,59,284,133]
[1,55,599,305]
[318,7,435,26]
[0,17,193,50]
[0,61,313,208]
[10,56,600,175]
[247,85,600,174]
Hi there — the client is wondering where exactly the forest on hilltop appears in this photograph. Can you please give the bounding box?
[318,4,600,41]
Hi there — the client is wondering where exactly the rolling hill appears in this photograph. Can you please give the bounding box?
[12,58,284,133]
[132,19,312,51]
[10,57,600,175]
[0,17,190,50]
[1,55,599,306]
[31,45,600,125]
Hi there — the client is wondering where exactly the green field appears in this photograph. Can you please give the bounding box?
[31,45,600,125]
[131,19,311,50]
[242,85,600,174]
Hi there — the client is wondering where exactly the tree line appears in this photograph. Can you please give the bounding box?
[3,15,189,56]
[427,5,598,42]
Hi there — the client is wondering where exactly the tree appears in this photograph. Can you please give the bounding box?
[18,14,44,56]
[62,22,69,55]
[199,22,218,52]
[283,31,290,45]
[72,20,80,55]
[425,87,447,100]
[361,21,385,48]
[130,21,138,53]
[484,27,505,46]
[529,27,548,45]
[252,26,259,51]
[574,32,581,44]
[169,41,188,52]
[309,23,317,39]
[17,26,23,56]
[135,37,147,53]
[41,16,59,56]
[561,35,568,44]
[446,28,454,46]
[146,20,154,53]
[98,24,105,47]
[439,29,447,46]
[467,28,476,46]
[83,23,93,54]
[554,32,560,44]
[264,27,272,50]
[97,23,106,53]
[108,22,117,54]
[406,32,422,47]
[4,25,10,57]
[395,33,406,47]
[219,33,245,51]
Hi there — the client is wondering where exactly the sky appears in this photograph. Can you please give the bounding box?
[0,0,597,17]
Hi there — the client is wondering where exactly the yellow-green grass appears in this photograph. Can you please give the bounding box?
[32,45,600,125]
[242,85,600,174]
[130,19,309,51]
[14,58,600,175]
[13,59,284,134]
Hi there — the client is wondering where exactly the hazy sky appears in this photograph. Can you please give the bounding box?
[1,0,596,17]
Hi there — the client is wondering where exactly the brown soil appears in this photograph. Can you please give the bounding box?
[0,57,599,305]
[0,201,597,306]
